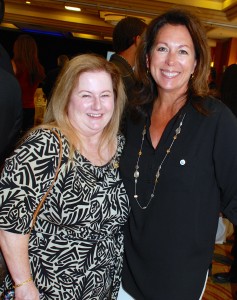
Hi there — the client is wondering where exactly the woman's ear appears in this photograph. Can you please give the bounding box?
[146,55,150,69]
[192,59,197,74]
[134,35,141,47]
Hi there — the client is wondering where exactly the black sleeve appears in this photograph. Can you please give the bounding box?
[214,105,237,224]
[0,68,22,166]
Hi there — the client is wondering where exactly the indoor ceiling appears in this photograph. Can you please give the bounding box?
[2,0,237,47]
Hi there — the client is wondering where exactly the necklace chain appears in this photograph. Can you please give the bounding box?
[134,113,186,209]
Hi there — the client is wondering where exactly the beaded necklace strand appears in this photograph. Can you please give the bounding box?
[134,113,186,209]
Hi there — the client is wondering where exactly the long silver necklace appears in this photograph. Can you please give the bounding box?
[134,113,186,209]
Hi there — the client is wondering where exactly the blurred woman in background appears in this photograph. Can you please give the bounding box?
[12,34,45,133]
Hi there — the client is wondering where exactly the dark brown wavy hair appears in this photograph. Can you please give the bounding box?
[133,9,211,114]
[13,34,45,85]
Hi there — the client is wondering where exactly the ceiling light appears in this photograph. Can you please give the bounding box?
[65,6,81,12]
[104,14,125,26]
[25,1,31,4]
[0,22,18,29]
[71,32,101,40]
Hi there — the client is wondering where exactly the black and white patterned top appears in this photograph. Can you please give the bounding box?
[0,128,129,300]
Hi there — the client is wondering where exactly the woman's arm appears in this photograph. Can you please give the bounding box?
[0,230,40,299]
[0,129,61,299]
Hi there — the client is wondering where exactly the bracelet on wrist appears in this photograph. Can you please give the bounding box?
[13,277,32,288]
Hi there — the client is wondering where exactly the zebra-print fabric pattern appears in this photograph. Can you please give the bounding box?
[0,129,130,299]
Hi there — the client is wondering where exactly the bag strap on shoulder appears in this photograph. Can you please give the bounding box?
[30,129,63,232]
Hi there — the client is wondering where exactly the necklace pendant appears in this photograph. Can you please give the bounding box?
[134,170,140,178]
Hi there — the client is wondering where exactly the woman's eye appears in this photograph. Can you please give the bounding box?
[157,47,167,52]
[179,49,188,55]
[82,94,90,98]
[101,94,110,98]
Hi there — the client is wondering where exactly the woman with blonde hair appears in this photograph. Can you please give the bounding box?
[12,34,45,133]
[0,53,129,300]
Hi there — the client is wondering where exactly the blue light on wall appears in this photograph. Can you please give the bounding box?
[21,28,64,37]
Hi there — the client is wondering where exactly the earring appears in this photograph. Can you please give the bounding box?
[147,68,150,75]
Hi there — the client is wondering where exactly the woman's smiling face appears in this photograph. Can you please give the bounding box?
[148,24,197,95]
[67,70,115,138]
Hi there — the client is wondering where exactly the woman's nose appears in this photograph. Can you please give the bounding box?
[92,96,102,109]
[166,52,176,66]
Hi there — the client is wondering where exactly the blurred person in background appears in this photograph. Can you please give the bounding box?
[42,54,69,105]
[12,34,45,133]
[208,66,220,98]
[0,0,14,75]
[213,64,237,284]
[110,16,147,102]
[0,0,22,168]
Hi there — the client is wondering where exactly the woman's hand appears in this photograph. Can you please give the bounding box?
[14,281,41,300]
[0,230,39,299]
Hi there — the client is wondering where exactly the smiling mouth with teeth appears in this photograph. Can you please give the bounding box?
[162,70,179,78]
[87,113,102,117]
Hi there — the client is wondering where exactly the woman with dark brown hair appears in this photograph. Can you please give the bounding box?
[12,34,45,133]
[118,9,237,300]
